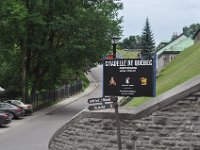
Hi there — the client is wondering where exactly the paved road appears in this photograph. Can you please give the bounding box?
[0,65,103,150]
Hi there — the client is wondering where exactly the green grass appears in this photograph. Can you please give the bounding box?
[118,49,139,58]
[127,42,200,107]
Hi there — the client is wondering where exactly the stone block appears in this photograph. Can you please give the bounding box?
[162,140,176,147]
[135,123,147,132]
[126,141,134,149]
[153,116,167,125]
[191,142,200,150]
[151,138,161,145]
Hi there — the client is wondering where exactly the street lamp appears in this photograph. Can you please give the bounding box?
[111,36,120,59]
[111,36,122,150]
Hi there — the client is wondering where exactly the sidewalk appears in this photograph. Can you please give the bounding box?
[33,72,98,117]
[27,71,99,118]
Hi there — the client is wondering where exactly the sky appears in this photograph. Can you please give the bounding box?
[119,0,200,45]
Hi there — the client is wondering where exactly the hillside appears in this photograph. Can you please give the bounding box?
[127,42,200,106]
[117,49,139,58]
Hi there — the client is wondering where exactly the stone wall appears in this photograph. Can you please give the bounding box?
[49,92,200,150]
[49,75,200,150]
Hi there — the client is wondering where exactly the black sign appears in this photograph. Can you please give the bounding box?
[87,97,113,104]
[103,59,156,97]
[88,103,113,110]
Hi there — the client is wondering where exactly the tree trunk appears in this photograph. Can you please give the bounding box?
[22,47,28,103]
[30,67,49,99]
[22,0,33,103]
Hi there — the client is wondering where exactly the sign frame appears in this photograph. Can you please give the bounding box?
[103,58,156,97]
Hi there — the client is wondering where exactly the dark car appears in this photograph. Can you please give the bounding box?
[0,110,14,119]
[0,103,24,118]
[5,100,33,115]
[0,111,12,126]
[100,55,114,63]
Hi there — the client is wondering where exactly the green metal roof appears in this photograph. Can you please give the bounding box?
[157,34,194,58]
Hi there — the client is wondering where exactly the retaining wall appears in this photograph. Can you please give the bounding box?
[49,75,200,150]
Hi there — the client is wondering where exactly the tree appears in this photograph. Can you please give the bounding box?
[141,18,155,58]
[120,35,142,49]
[0,0,123,102]
[183,23,200,37]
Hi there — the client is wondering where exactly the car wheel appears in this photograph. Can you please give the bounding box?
[11,113,17,119]
[9,113,14,119]
[6,112,14,119]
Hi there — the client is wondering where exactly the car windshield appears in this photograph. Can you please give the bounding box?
[6,103,15,108]
[13,101,22,105]
[0,103,12,108]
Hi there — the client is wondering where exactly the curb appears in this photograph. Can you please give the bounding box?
[119,96,131,106]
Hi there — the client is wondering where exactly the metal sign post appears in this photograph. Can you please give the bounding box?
[111,36,122,150]
[87,96,122,149]
[112,97,122,150]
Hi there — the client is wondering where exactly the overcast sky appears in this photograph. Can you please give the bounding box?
[119,0,200,45]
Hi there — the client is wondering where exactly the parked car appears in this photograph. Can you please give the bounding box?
[0,111,12,126]
[0,110,14,119]
[100,55,114,62]
[5,100,33,115]
[0,103,24,118]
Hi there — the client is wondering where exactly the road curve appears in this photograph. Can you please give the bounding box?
[0,65,103,150]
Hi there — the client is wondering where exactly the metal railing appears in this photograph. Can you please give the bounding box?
[30,80,83,110]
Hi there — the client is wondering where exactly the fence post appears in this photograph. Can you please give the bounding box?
[81,80,83,91]
[36,93,39,110]
[75,81,77,94]
[54,90,56,102]
[67,84,70,97]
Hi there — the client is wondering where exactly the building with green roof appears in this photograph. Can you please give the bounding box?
[156,33,194,70]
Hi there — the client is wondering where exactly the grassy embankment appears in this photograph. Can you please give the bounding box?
[118,49,140,58]
[119,42,200,107]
